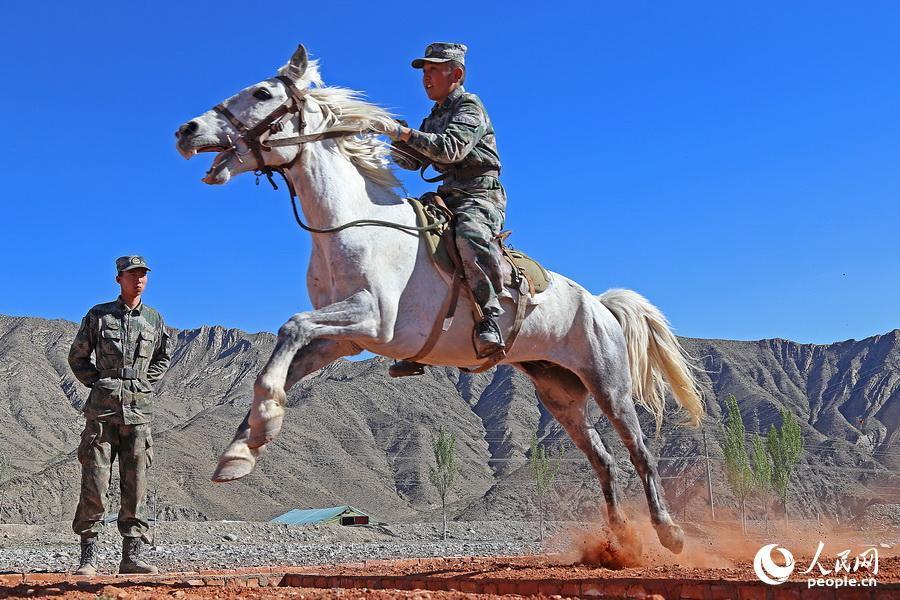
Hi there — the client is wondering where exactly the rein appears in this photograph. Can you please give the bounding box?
[212,76,448,236]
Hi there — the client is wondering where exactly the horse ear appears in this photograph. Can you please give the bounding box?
[285,44,308,82]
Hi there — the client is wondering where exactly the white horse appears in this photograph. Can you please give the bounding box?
[175,45,703,554]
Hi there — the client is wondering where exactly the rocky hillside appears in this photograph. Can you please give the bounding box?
[0,314,897,528]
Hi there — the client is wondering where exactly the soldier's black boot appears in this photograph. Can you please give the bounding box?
[74,536,98,576]
[474,316,505,358]
[388,360,426,378]
[119,537,158,574]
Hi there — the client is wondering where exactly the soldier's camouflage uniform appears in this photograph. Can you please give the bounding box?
[68,298,171,540]
[392,86,507,317]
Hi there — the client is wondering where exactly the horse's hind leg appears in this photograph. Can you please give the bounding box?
[576,354,685,554]
[212,337,359,482]
[517,362,634,549]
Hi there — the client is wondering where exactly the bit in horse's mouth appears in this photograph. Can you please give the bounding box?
[192,145,228,176]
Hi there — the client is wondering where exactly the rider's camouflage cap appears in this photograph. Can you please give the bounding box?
[411,42,468,68]
[116,255,151,274]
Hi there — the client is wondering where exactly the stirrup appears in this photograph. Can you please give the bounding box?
[388,360,426,378]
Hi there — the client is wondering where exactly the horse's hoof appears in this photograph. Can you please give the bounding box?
[211,443,260,482]
[655,522,685,554]
[248,398,285,449]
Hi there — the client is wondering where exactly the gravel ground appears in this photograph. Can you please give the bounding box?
[4,516,898,576]
[0,520,562,574]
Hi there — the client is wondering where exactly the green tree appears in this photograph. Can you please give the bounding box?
[529,434,561,542]
[750,433,773,534]
[721,395,755,533]
[428,427,458,541]
[767,408,805,526]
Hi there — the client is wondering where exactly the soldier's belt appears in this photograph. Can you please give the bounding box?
[453,166,500,179]
[422,164,500,183]
[98,367,140,380]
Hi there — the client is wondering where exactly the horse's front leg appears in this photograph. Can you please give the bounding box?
[248,291,380,449]
[212,337,360,482]
[211,291,380,483]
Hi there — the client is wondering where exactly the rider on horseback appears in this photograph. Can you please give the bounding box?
[380,42,509,376]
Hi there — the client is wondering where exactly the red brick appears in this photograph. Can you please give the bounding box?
[681,583,707,599]
[836,589,872,600]
[627,584,651,599]
[425,578,445,591]
[772,587,802,600]
[710,583,738,599]
[379,577,400,590]
[738,585,768,600]
[410,578,428,591]
[22,574,66,584]
[537,580,563,596]
[444,578,461,592]
[392,578,414,591]
[0,574,23,586]
[559,581,581,596]
[800,587,835,600]
[496,580,518,595]
[516,580,540,596]
[364,577,381,590]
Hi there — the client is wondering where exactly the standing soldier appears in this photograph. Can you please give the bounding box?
[379,42,509,377]
[68,256,171,575]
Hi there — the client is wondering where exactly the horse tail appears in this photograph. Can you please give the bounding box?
[597,289,704,432]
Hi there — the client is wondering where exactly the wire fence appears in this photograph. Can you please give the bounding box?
[1,421,898,528]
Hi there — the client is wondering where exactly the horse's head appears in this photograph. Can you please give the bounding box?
[175,45,317,185]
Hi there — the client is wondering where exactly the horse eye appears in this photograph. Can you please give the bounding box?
[253,88,273,101]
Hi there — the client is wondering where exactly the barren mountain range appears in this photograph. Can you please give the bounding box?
[0,313,897,528]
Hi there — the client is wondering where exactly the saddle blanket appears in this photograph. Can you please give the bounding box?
[407,197,550,295]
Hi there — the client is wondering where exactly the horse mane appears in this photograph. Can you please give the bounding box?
[278,60,401,190]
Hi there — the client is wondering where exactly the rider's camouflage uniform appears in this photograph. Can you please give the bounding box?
[392,83,507,317]
[68,262,171,540]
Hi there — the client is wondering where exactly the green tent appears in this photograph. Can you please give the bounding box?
[271,505,370,526]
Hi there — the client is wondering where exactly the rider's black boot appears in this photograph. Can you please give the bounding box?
[474,316,505,358]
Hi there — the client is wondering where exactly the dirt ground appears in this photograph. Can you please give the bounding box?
[0,586,527,600]
[1,520,894,599]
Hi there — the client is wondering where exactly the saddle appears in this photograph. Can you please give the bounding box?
[408,196,551,295]
[405,195,551,372]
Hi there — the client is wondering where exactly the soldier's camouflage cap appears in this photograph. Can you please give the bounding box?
[411,42,468,69]
[116,255,151,274]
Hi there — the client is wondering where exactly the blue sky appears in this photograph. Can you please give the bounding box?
[1,2,898,344]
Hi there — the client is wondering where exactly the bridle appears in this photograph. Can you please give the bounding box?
[208,75,448,235]
[210,75,342,184]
